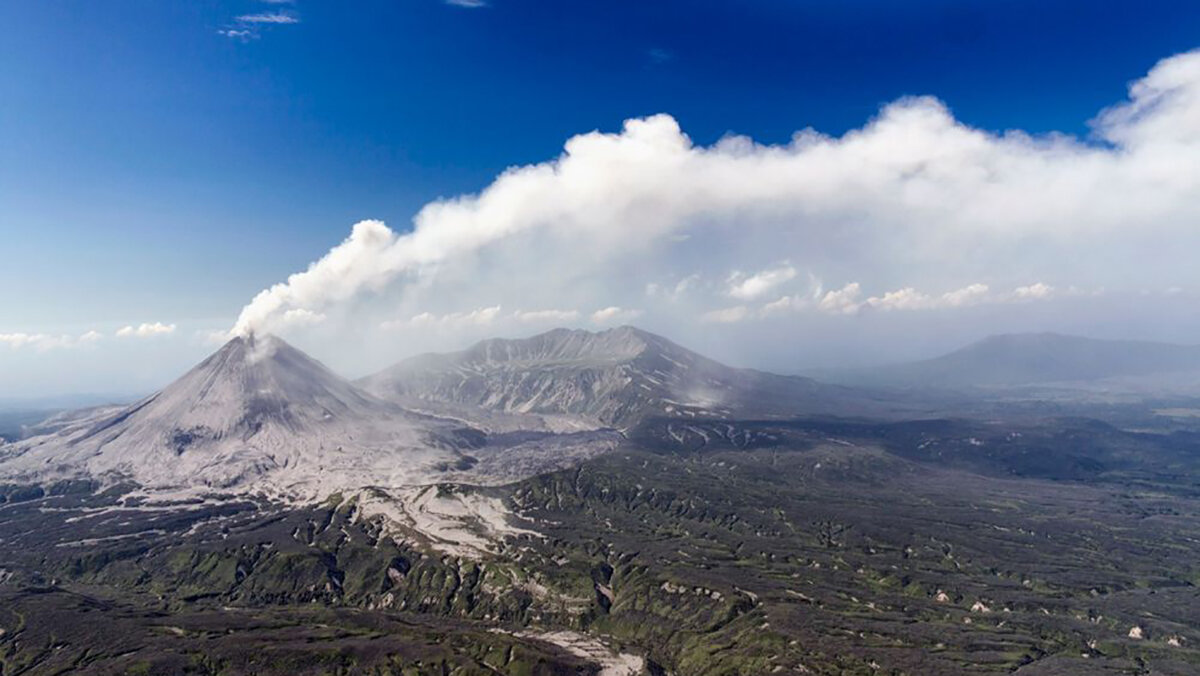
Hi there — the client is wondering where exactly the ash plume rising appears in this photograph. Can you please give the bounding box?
[232,49,1200,339]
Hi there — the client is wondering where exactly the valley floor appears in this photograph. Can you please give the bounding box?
[2,421,1200,675]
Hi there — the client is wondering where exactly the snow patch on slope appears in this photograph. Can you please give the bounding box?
[494,629,645,676]
[350,485,540,558]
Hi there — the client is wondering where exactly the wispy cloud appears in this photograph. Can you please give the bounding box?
[701,281,1065,323]
[236,12,300,24]
[591,307,642,324]
[445,0,487,7]
[646,274,700,302]
[219,8,300,40]
[199,329,234,346]
[1010,282,1054,301]
[727,264,797,300]
[512,309,581,323]
[810,282,1056,317]
[116,322,177,338]
[217,28,257,41]
[382,305,503,330]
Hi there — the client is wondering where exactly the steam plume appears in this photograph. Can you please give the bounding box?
[232,50,1200,337]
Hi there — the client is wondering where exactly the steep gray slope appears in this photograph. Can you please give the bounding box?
[360,326,907,428]
[811,332,1200,390]
[0,335,481,497]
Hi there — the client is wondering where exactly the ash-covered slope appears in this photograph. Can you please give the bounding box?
[0,335,480,497]
[361,326,904,428]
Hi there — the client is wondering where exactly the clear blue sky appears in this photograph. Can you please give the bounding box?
[2,1,1199,397]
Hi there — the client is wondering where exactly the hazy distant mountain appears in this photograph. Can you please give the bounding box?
[811,332,1200,390]
[361,326,907,427]
[0,393,139,413]
[0,394,136,442]
[0,334,481,497]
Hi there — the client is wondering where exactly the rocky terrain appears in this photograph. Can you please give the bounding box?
[2,327,1200,675]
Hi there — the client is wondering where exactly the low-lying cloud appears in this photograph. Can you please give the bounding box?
[814,282,1052,316]
[0,330,103,351]
[700,280,1060,323]
[1,324,179,351]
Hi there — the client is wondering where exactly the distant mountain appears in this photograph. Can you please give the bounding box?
[811,332,1200,390]
[0,393,136,412]
[0,395,136,443]
[0,334,482,497]
[360,326,907,428]
[1,405,125,443]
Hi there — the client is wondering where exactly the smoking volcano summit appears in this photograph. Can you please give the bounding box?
[0,334,485,499]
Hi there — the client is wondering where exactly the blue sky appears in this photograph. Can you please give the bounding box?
[2,1,1200,396]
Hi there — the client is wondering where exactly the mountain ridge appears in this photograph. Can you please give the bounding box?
[808,331,1200,389]
[360,325,908,427]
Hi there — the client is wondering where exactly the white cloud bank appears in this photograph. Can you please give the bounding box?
[229,50,1200,348]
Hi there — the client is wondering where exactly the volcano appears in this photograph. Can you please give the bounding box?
[0,335,481,498]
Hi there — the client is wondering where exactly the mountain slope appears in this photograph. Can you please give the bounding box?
[360,326,905,428]
[0,335,479,497]
[812,332,1200,390]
